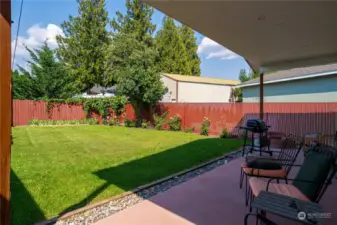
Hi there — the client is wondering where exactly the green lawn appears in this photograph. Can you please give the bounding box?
[11,126,243,225]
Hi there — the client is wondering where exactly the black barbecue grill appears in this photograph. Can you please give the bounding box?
[240,119,272,156]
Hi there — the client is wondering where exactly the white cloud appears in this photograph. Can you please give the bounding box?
[197,37,239,60]
[11,24,65,68]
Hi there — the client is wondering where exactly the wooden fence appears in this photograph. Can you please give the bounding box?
[13,100,337,136]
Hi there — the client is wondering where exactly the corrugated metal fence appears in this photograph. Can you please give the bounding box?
[13,100,337,136]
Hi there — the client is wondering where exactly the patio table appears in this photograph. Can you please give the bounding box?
[248,191,325,225]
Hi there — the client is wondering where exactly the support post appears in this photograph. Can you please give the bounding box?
[0,0,12,224]
[259,72,264,120]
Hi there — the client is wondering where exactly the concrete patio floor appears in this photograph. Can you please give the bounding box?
[94,152,337,225]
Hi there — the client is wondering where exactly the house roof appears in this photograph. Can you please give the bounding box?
[144,1,337,72]
[162,73,240,86]
[90,85,116,94]
[237,63,337,88]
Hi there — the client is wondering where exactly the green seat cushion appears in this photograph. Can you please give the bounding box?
[293,151,333,201]
[246,157,282,170]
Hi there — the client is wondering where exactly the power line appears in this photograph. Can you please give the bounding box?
[12,0,24,70]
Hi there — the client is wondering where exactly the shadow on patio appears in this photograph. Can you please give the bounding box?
[93,151,337,225]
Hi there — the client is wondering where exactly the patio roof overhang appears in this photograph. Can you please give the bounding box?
[144,1,337,72]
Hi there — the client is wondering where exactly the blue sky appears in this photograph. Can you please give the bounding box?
[11,0,250,80]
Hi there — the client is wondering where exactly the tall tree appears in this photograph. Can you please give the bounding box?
[179,25,201,76]
[56,0,110,93]
[235,69,261,102]
[238,69,249,83]
[156,16,191,75]
[106,0,165,123]
[13,43,75,99]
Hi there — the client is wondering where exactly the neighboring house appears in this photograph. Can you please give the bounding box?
[73,85,116,98]
[161,73,239,103]
[237,64,337,103]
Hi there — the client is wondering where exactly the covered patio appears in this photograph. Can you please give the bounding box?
[93,153,337,225]
[93,1,337,224]
[1,1,337,225]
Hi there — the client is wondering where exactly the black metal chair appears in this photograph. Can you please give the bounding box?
[247,147,337,212]
[240,134,303,205]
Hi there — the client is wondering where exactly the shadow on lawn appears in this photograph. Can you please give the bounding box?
[11,169,46,225]
[60,138,241,214]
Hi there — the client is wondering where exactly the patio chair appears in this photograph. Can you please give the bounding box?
[247,148,337,211]
[239,134,303,205]
[303,133,337,156]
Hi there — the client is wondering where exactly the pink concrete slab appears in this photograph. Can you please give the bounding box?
[94,201,195,225]
[94,152,337,225]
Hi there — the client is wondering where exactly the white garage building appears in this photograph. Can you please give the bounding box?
[161,73,239,103]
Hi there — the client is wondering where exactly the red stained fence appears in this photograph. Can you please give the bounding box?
[13,100,85,126]
[13,100,337,136]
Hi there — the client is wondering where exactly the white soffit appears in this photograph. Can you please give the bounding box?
[144,0,337,72]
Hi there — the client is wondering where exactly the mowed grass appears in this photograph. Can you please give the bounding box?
[11,126,243,225]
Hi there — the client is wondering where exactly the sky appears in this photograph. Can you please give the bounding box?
[11,0,250,80]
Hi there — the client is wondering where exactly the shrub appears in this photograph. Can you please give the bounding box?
[108,116,120,126]
[86,118,98,125]
[29,118,39,126]
[102,119,110,125]
[28,119,98,126]
[141,120,149,129]
[124,119,137,127]
[69,120,76,125]
[106,116,120,126]
[200,117,211,136]
[168,114,182,131]
[220,127,228,138]
[184,127,195,133]
[153,110,168,130]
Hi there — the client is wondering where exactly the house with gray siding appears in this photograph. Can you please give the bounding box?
[237,64,337,102]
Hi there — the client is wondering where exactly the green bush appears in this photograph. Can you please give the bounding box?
[102,119,109,125]
[124,119,136,127]
[200,117,211,136]
[184,127,195,133]
[29,119,39,126]
[109,116,120,126]
[141,120,149,129]
[220,127,228,138]
[168,114,181,131]
[86,118,98,125]
[153,110,168,130]
[28,119,98,126]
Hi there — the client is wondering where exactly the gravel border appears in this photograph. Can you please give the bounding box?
[43,151,242,225]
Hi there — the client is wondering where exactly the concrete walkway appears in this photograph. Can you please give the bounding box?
[94,154,337,225]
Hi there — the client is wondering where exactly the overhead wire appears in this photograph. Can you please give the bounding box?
[12,0,24,70]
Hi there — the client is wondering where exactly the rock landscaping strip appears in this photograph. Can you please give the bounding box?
[50,150,242,225]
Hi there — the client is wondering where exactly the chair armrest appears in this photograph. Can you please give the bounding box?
[266,178,278,191]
